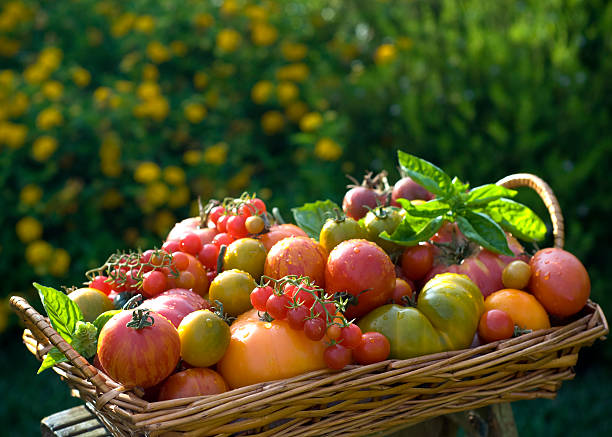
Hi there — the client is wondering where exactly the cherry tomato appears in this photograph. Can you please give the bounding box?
[340,323,363,349]
[141,270,168,298]
[227,214,249,238]
[284,283,317,308]
[287,305,310,330]
[216,214,229,233]
[179,233,203,255]
[198,243,220,271]
[162,240,180,254]
[502,260,531,289]
[400,244,434,281]
[88,275,113,295]
[324,344,352,370]
[171,251,190,271]
[250,285,274,312]
[245,215,265,234]
[209,206,225,224]
[391,278,414,305]
[266,293,291,320]
[304,317,326,341]
[212,232,235,247]
[326,323,342,341]
[478,309,515,343]
[353,332,391,364]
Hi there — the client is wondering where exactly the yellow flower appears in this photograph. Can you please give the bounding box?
[203,143,228,165]
[314,138,343,161]
[49,248,70,277]
[220,0,240,16]
[25,240,53,266]
[72,67,91,87]
[101,161,122,177]
[276,81,299,105]
[38,47,62,71]
[194,13,214,29]
[244,5,267,21]
[374,43,397,65]
[146,95,169,121]
[281,42,308,61]
[193,72,209,90]
[251,22,277,46]
[115,80,133,93]
[146,41,170,64]
[134,161,161,184]
[145,181,170,207]
[36,107,63,130]
[100,189,124,209]
[153,210,176,238]
[251,80,274,104]
[10,92,29,117]
[20,184,43,205]
[276,63,309,82]
[261,111,284,135]
[16,217,43,243]
[163,166,186,185]
[93,87,111,104]
[142,64,159,81]
[111,13,135,38]
[170,41,188,57]
[137,81,161,99]
[285,101,309,123]
[227,166,254,192]
[0,37,20,57]
[299,112,323,132]
[31,135,58,162]
[23,64,49,84]
[168,185,190,208]
[0,69,15,87]
[42,81,63,101]
[0,121,27,148]
[134,15,155,34]
[184,103,207,123]
[183,150,202,166]
[216,29,241,53]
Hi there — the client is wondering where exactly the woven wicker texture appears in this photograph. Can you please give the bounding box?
[10,174,608,437]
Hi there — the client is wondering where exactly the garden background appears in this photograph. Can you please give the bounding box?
[1,0,611,435]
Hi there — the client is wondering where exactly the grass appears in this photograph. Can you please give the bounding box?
[1,328,610,437]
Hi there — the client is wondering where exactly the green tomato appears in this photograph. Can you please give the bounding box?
[319,216,366,252]
[362,206,405,255]
[223,238,266,281]
[358,273,484,359]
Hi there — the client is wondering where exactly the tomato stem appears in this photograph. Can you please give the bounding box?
[126,309,155,329]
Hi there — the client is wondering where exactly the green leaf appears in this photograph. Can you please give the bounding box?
[93,310,121,339]
[465,184,517,207]
[291,200,340,240]
[456,211,513,256]
[479,198,547,242]
[380,216,445,246]
[398,151,453,197]
[396,198,451,218]
[34,283,83,343]
[37,347,68,374]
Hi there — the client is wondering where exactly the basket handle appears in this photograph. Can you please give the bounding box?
[496,173,564,249]
[9,295,113,395]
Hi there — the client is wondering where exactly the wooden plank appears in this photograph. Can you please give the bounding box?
[41,405,111,437]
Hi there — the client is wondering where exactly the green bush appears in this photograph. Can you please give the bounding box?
[1,0,610,362]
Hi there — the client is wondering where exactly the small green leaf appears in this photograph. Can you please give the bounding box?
[456,211,513,256]
[93,310,121,338]
[398,151,453,197]
[34,283,83,343]
[37,347,68,374]
[396,198,451,218]
[380,216,445,246]
[451,177,470,195]
[479,198,547,242]
[291,199,340,240]
[465,184,517,207]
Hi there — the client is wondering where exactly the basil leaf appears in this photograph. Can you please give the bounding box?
[291,199,340,240]
[380,216,445,246]
[37,347,68,374]
[34,283,83,343]
[479,198,547,242]
[93,310,121,339]
[465,184,517,207]
[451,177,470,195]
[396,198,451,218]
[456,211,513,256]
[398,151,453,197]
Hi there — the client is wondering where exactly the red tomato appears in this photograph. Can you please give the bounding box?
[264,237,327,287]
[478,309,514,343]
[353,332,391,364]
[391,278,414,305]
[325,239,395,319]
[324,344,353,370]
[400,244,434,281]
[88,275,113,295]
[138,288,211,328]
[266,293,291,320]
[342,187,380,220]
[166,252,209,297]
[97,309,180,388]
[391,177,433,206]
[157,368,229,401]
[257,224,308,252]
[339,323,363,349]
[250,285,274,312]
[179,233,203,255]
[287,305,310,330]
[529,248,590,317]
[304,317,326,341]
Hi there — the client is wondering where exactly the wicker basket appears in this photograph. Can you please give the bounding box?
[11,174,609,437]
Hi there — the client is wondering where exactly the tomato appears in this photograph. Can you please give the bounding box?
[212,232,235,247]
[88,275,113,295]
[68,287,115,322]
[250,285,274,312]
[484,289,550,331]
[197,243,219,271]
[245,215,265,234]
[209,206,226,225]
[177,309,231,367]
[304,317,326,341]
[319,216,366,253]
[217,309,328,389]
[141,270,168,298]
[358,273,484,359]
[138,288,211,328]
[166,217,218,244]
[158,368,229,401]
[226,214,249,239]
[97,309,181,388]
[264,236,327,287]
[391,278,414,305]
[166,252,209,297]
[325,239,395,320]
[222,237,266,281]
[400,243,434,281]
[423,223,528,298]
[529,248,590,318]
[266,293,291,320]
[287,305,310,330]
[501,260,531,289]
[339,323,363,349]
[342,187,380,220]
[208,269,257,317]
[391,176,433,207]
[353,332,391,364]
[179,233,203,255]
[324,344,352,370]
[362,206,405,255]
[257,223,308,252]
[477,309,514,343]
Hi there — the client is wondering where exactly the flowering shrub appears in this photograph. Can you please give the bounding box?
[1,0,610,336]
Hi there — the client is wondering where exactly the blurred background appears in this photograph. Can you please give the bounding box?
[1,0,611,435]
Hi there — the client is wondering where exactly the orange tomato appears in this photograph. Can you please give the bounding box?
[257,224,308,252]
[158,368,228,401]
[217,309,328,389]
[484,289,550,331]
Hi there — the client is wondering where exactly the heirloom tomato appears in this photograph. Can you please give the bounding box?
[68,287,114,322]
[97,309,180,388]
[362,206,405,255]
[358,273,484,359]
[264,236,327,287]
[257,224,308,252]
[158,368,229,401]
[217,309,328,389]
[325,239,395,320]
[484,288,550,331]
[342,186,380,220]
[208,269,256,317]
[138,288,211,328]
[177,309,230,367]
[166,217,218,244]
[319,216,366,253]
[390,176,433,206]
[222,238,267,281]
[166,252,209,297]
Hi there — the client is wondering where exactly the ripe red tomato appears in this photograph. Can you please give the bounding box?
[179,233,203,255]
[390,177,433,206]
[391,278,414,305]
[157,368,229,401]
[477,309,514,343]
[97,309,181,388]
[166,252,209,297]
[250,285,274,312]
[325,239,395,319]
[400,243,434,281]
[266,293,291,320]
[304,317,326,341]
[257,223,308,252]
[88,275,113,295]
[138,288,211,328]
[324,344,353,370]
[342,187,380,220]
[264,236,327,287]
[287,305,310,330]
[529,248,590,318]
[353,332,391,364]
[339,323,363,349]
[166,217,218,243]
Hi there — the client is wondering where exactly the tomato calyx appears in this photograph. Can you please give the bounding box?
[513,325,532,337]
[198,196,221,228]
[210,299,236,326]
[332,288,372,313]
[258,311,274,322]
[126,309,155,329]
[431,229,479,266]
[123,293,144,309]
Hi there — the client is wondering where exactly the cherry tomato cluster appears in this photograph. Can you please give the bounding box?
[250,275,390,370]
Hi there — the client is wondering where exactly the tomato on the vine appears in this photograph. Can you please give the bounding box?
[179,233,203,255]
[88,275,113,295]
[339,323,363,349]
[304,317,326,341]
[226,214,249,239]
[353,332,391,365]
[245,215,265,234]
[266,293,291,320]
[286,305,310,330]
[250,285,274,312]
[324,344,352,370]
[141,270,167,298]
